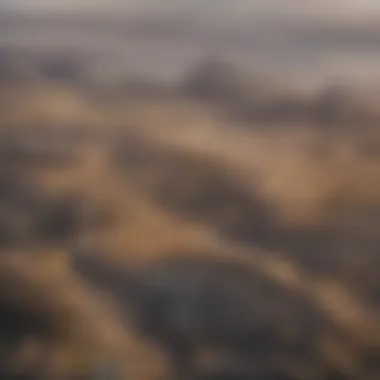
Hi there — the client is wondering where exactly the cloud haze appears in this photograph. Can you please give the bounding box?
[2,0,380,19]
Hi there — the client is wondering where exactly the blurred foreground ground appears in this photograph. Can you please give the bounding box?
[1,17,380,380]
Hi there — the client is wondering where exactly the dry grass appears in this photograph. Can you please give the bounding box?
[0,252,170,380]
[1,81,380,379]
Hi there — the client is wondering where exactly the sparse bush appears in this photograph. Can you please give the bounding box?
[72,252,371,380]
[180,58,243,102]
[39,57,85,85]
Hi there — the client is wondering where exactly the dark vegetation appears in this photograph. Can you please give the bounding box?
[72,252,339,380]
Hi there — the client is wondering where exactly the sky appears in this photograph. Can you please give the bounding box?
[1,0,380,31]
[2,0,380,88]
[2,0,380,16]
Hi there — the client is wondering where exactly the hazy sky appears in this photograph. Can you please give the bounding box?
[1,0,380,31]
[2,0,380,89]
[2,0,380,17]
